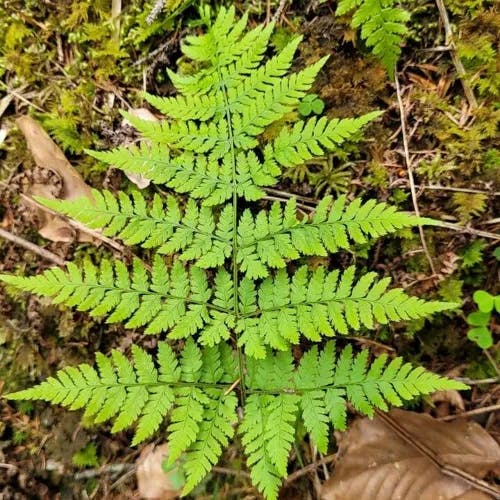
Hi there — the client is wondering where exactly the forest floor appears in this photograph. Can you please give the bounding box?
[0,1,498,499]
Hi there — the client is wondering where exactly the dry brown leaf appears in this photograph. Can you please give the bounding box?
[121,107,159,189]
[16,116,94,243]
[136,444,182,499]
[321,409,500,500]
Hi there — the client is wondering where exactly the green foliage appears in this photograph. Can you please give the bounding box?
[7,341,464,498]
[72,443,99,468]
[336,0,411,77]
[459,239,487,269]
[466,290,498,349]
[298,94,325,117]
[1,9,466,499]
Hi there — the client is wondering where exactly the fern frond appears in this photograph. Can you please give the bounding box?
[0,258,233,342]
[237,195,434,279]
[6,340,238,493]
[2,11,470,500]
[37,189,233,268]
[240,342,466,498]
[272,112,381,167]
[240,394,284,500]
[232,56,329,143]
[336,0,410,77]
[236,266,457,356]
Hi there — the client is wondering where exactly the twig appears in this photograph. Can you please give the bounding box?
[224,378,241,396]
[437,403,500,422]
[394,74,436,275]
[483,348,500,377]
[212,466,251,478]
[0,227,66,266]
[284,454,336,484]
[111,0,122,44]
[133,29,181,66]
[147,0,165,24]
[419,184,500,196]
[375,409,500,498]
[435,0,477,109]
[0,463,18,470]
[271,0,288,23]
[436,221,500,241]
[454,376,500,386]
[74,463,133,480]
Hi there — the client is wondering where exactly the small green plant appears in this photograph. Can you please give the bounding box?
[467,290,499,349]
[1,8,466,499]
[298,93,325,117]
[72,442,100,468]
[336,0,410,77]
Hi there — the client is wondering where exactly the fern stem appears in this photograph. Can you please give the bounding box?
[217,64,247,405]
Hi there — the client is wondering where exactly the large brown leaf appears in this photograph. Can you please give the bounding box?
[322,409,500,500]
[16,116,94,243]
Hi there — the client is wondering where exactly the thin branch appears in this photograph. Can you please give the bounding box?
[375,410,500,498]
[146,0,165,24]
[435,0,477,109]
[420,184,500,196]
[438,221,500,241]
[454,376,500,386]
[284,454,336,484]
[437,403,500,422]
[0,227,66,266]
[74,463,133,480]
[271,0,288,23]
[394,75,436,274]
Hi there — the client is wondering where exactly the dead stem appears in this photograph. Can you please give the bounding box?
[394,73,436,275]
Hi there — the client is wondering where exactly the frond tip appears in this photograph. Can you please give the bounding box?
[336,0,410,77]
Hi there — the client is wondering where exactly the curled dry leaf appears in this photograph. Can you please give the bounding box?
[121,107,158,189]
[16,116,94,243]
[321,409,500,500]
[136,444,183,500]
[428,389,466,418]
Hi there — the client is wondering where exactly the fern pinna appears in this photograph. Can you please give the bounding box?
[2,8,466,499]
[336,0,410,77]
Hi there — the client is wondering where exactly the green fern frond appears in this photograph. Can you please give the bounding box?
[6,340,238,494]
[0,258,234,343]
[5,339,465,499]
[336,0,410,77]
[240,342,466,499]
[272,112,382,167]
[37,190,233,267]
[1,10,469,500]
[237,195,435,279]
[236,266,457,357]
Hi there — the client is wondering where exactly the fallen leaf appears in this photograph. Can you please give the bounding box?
[16,116,94,243]
[428,389,466,418]
[136,444,183,499]
[121,107,159,189]
[321,409,500,500]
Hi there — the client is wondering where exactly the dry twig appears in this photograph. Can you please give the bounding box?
[435,0,477,109]
[0,227,66,266]
[394,74,436,274]
[437,403,500,422]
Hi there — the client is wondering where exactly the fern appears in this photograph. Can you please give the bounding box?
[1,8,466,500]
[336,0,411,77]
[7,341,466,498]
